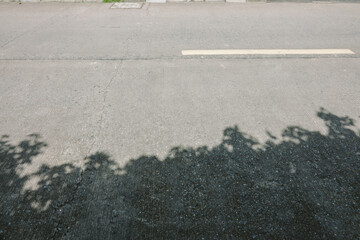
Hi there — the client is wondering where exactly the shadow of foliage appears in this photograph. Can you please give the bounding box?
[1,108,359,239]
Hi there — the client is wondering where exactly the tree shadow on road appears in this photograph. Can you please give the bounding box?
[1,108,359,239]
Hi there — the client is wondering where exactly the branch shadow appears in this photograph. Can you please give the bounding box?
[1,108,359,239]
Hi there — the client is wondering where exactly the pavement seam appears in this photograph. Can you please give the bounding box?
[0,55,360,61]
[0,54,360,63]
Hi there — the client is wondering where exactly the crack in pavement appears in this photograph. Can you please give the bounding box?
[98,60,122,137]
[78,60,122,197]
[47,61,122,239]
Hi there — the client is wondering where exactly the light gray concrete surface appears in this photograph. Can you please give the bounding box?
[0,3,360,239]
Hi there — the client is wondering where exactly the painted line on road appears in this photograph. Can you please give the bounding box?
[181,49,355,56]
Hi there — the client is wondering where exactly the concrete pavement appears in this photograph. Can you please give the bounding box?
[1,3,360,239]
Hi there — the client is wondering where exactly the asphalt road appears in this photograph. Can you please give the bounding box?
[0,2,360,239]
